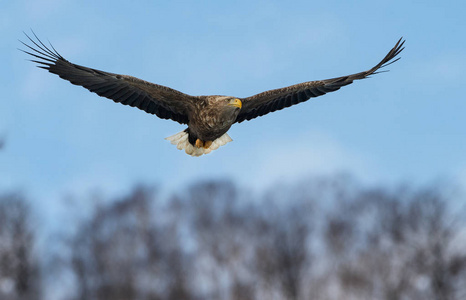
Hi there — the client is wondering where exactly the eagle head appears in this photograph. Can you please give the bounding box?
[227,98,242,109]
[221,97,242,121]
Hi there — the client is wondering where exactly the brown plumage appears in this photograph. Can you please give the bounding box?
[21,32,404,156]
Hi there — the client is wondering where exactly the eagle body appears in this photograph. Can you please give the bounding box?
[21,32,404,156]
[165,95,241,156]
[190,96,241,142]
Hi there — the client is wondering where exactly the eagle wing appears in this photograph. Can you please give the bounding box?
[236,38,405,123]
[21,32,197,125]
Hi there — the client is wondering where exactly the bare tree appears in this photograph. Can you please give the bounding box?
[181,181,256,300]
[0,193,41,300]
[65,186,196,300]
[253,205,312,300]
[0,133,5,150]
[322,187,466,300]
[68,187,156,300]
[53,177,466,300]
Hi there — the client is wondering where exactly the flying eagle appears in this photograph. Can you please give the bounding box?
[21,33,404,156]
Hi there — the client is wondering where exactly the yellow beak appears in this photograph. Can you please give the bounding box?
[229,98,242,109]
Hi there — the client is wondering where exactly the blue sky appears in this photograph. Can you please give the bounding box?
[1,0,466,215]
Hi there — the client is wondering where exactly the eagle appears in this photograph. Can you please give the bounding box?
[21,32,404,156]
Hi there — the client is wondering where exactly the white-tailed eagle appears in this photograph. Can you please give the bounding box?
[21,32,404,156]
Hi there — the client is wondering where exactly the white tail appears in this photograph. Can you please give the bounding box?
[165,130,232,157]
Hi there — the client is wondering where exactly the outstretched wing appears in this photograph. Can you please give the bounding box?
[20,32,197,124]
[235,38,405,123]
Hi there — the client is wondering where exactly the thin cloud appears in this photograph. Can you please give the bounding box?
[224,130,378,190]
[411,53,466,86]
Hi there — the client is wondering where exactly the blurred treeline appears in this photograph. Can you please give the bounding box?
[1,176,465,300]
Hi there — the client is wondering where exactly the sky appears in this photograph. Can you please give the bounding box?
[1,1,466,217]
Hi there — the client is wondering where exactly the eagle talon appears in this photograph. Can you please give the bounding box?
[203,141,213,149]
[195,139,204,148]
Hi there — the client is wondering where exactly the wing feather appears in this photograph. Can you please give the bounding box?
[236,38,405,123]
[20,32,197,125]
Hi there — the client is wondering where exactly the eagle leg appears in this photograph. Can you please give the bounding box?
[203,141,213,149]
[195,139,204,148]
